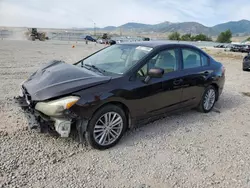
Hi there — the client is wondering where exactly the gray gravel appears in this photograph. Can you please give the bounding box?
[1,40,250,188]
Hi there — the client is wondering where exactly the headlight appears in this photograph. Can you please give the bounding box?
[35,96,80,116]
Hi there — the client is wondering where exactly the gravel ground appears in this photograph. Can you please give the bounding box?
[1,40,250,188]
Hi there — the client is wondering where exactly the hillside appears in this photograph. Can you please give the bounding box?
[212,19,250,34]
[85,20,250,36]
[154,22,217,35]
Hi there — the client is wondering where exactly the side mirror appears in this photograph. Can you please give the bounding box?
[148,68,164,78]
[144,68,164,83]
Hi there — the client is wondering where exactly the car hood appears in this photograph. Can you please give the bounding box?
[22,60,111,101]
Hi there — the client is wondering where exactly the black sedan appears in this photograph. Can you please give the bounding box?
[243,52,250,71]
[15,41,225,150]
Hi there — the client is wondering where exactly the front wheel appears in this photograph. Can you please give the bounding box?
[197,85,217,113]
[85,104,127,150]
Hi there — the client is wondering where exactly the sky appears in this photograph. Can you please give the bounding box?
[0,0,250,28]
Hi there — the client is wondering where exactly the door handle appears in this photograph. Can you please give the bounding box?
[173,79,183,85]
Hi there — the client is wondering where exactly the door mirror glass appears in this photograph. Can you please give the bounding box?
[148,68,164,78]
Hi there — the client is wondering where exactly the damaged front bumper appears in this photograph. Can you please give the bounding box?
[14,95,73,137]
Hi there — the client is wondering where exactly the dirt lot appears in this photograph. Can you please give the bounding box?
[1,40,250,188]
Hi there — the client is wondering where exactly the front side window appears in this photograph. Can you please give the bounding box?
[76,44,153,75]
[137,48,179,77]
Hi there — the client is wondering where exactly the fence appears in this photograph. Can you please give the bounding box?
[47,32,92,41]
[0,29,95,41]
[0,29,224,47]
[0,30,13,39]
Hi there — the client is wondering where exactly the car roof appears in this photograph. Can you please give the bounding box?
[119,40,199,49]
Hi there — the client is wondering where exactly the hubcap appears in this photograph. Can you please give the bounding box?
[203,89,216,110]
[93,112,123,146]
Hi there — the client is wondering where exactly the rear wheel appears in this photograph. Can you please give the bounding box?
[85,104,127,150]
[197,85,217,113]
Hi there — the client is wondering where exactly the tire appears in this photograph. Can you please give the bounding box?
[197,85,217,113]
[243,67,248,71]
[85,104,127,150]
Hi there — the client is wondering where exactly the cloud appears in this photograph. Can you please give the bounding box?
[0,0,250,28]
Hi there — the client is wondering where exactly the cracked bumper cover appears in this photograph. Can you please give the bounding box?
[14,95,74,137]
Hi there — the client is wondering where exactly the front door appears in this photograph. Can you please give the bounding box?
[126,47,183,119]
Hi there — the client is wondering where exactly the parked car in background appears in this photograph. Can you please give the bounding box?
[15,41,225,150]
[96,39,104,44]
[143,37,150,41]
[230,45,242,52]
[108,39,116,45]
[214,44,225,48]
[229,44,250,53]
[224,45,233,52]
[241,45,250,53]
[84,35,96,42]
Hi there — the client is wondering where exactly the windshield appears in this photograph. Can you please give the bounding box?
[77,44,153,74]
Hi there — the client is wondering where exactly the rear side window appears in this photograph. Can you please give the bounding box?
[182,48,201,69]
[201,53,209,66]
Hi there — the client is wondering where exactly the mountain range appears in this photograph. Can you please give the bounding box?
[86,19,250,36]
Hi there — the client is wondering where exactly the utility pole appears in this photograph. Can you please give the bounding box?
[94,23,96,36]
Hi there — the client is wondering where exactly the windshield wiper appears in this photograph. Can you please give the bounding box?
[83,63,105,74]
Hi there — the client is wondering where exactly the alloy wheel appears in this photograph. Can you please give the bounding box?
[93,112,123,146]
[203,88,216,111]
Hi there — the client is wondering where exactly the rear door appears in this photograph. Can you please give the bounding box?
[179,47,211,107]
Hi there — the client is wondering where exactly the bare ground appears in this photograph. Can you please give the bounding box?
[1,40,250,188]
